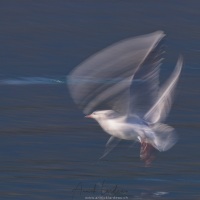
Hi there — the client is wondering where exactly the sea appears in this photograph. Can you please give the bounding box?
[0,1,199,200]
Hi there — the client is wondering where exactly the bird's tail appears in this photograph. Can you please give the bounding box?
[148,123,178,152]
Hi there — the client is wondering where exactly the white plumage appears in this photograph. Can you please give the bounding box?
[68,31,183,165]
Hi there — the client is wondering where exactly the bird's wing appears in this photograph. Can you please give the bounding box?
[99,136,121,159]
[67,31,165,114]
[128,39,165,117]
[144,56,183,124]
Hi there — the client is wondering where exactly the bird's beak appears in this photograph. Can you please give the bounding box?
[85,115,92,118]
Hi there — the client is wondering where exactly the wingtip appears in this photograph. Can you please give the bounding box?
[151,30,166,39]
[156,30,165,37]
[178,54,184,62]
[176,54,184,72]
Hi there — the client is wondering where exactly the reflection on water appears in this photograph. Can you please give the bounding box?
[0,1,200,199]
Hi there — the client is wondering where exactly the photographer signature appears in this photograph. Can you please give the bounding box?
[72,180,128,199]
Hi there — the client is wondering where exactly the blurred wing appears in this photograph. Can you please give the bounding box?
[67,31,165,114]
[129,40,165,117]
[144,56,183,124]
[99,136,121,160]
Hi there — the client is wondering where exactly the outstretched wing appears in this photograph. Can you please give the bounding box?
[67,31,165,114]
[144,56,183,124]
[128,39,165,117]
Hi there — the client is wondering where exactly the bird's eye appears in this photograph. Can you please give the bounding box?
[93,112,96,115]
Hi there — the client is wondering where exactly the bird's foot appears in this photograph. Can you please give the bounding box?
[140,142,156,166]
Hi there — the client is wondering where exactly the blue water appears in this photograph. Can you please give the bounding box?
[0,1,200,200]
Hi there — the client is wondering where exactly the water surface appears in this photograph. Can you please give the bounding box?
[0,1,200,199]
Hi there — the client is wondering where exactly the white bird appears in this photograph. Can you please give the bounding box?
[67,31,183,165]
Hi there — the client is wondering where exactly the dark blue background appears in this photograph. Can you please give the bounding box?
[0,1,199,199]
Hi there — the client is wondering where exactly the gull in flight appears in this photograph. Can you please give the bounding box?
[67,31,183,166]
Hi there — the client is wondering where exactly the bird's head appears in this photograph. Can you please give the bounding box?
[85,110,117,120]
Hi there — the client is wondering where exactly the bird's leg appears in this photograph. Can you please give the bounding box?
[140,141,147,160]
[140,140,156,166]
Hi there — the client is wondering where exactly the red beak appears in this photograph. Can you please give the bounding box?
[85,115,92,118]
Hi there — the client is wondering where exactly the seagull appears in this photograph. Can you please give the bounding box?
[67,31,183,165]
